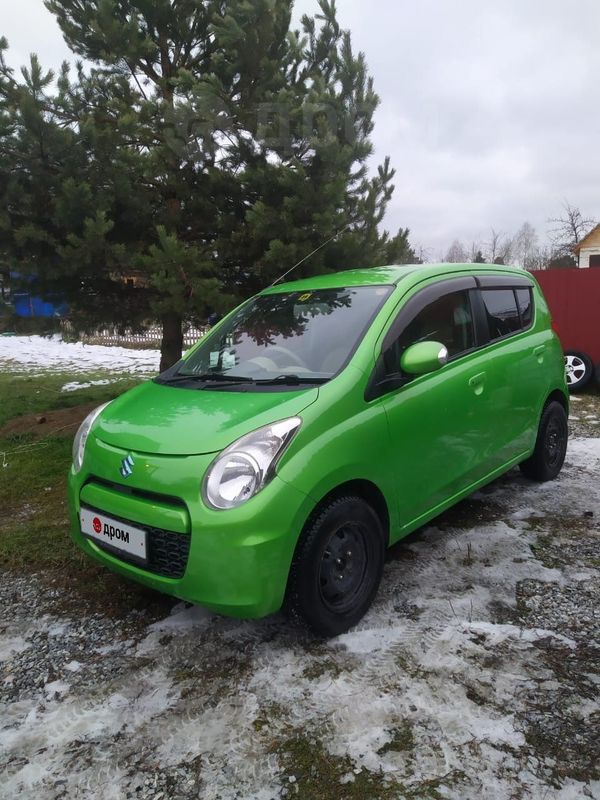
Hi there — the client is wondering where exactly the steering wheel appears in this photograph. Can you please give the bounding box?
[267,345,307,369]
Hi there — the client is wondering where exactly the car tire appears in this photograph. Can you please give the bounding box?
[519,401,568,482]
[564,351,594,393]
[285,496,386,637]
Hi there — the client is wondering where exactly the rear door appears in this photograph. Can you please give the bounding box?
[472,275,543,467]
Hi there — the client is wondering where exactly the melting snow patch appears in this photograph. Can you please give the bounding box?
[0,635,29,662]
[61,378,115,392]
[43,680,70,700]
[2,434,600,798]
[135,603,212,656]
[0,335,159,374]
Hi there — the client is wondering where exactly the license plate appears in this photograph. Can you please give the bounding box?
[80,507,147,562]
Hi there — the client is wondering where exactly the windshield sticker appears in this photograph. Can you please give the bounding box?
[209,351,219,368]
[298,293,313,302]
[222,351,236,369]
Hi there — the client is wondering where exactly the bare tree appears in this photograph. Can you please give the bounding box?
[513,222,538,268]
[547,202,595,256]
[412,244,431,264]
[525,245,550,271]
[486,228,513,265]
[445,239,468,263]
[468,240,485,262]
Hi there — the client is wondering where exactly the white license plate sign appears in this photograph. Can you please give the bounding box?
[80,507,147,562]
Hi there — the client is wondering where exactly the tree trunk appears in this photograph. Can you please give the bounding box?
[160,311,183,372]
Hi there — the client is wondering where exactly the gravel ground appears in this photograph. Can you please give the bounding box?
[1,394,599,800]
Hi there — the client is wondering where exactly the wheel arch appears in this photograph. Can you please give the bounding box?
[544,388,569,415]
[302,479,391,547]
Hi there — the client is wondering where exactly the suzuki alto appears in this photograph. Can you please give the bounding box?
[68,263,569,636]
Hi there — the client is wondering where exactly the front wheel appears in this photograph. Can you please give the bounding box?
[564,351,594,393]
[519,401,568,482]
[285,496,386,637]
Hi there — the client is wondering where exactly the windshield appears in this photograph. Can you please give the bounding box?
[170,286,393,387]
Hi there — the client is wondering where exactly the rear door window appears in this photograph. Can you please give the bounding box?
[515,287,533,327]
[480,289,521,339]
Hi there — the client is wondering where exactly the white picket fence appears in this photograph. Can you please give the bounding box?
[61,321,208,349]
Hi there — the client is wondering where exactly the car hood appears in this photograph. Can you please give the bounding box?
[93,380,320,456]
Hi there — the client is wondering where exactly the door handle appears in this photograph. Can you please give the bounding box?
[469,372,486,395]
[533,345,545,363]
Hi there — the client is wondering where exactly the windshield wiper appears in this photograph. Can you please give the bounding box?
[254,374,329,386]
[157,372,255,386]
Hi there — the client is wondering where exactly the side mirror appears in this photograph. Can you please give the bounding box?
[400,340,449,376]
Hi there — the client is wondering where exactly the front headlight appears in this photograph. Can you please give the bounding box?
[202,417,302,510]
[72,402,110,473]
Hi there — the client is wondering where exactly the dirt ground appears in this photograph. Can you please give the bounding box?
[0,403,98,440]
[1,394,599,800]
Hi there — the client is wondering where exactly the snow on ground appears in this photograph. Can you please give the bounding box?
[0,335,159,375]
[61,379,115,392]
[1,433,599,799]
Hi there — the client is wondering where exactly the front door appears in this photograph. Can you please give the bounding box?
[375,280,497,529]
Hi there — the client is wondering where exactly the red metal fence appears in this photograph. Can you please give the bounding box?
[534,268,600,364]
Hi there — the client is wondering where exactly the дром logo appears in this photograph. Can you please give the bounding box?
[93,516,102,534]
[120,454,135,479]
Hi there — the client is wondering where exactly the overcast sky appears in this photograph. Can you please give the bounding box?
[4,0,600,258]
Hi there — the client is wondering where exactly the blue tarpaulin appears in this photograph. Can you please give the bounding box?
[12,292,68,318]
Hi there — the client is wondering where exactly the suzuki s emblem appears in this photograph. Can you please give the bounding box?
[120,454,135,479]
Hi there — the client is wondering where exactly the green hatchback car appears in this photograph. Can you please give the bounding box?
[68,263,568,636]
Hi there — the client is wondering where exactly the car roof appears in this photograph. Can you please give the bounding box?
[262,263,531,294]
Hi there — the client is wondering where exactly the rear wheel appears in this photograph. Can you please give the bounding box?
[285,496,386,637]
[519,401,568,482]
[564,351,594,393]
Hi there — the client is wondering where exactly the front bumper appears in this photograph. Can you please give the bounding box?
[67,435,314,618]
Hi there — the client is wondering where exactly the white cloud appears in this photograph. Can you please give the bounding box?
[4,0,600,255]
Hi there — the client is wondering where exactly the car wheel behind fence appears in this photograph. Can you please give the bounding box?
[564,351,594,393]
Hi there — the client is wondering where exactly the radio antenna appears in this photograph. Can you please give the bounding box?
[269,223,351,287]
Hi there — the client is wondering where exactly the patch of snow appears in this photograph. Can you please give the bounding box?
[0,669,178,796]
[44,680,70,700]
[0,335,159,375]
[136,603,212,656]
[0,635,29,662]
[61,379,115,392]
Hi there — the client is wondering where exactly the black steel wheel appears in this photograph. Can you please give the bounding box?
[285,496,386,637]
[520,401,568,482]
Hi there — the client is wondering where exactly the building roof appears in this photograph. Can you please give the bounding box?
[573,223,600,253]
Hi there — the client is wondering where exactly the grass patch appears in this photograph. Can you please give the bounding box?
[0,370,139,428]
[377,722,415,755]
[272,734,397,800]
[0,369,173,618]
[271,731,460,799]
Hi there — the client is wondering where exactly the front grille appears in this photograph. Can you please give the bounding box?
[83,506,191,579]
[87,476,187,511]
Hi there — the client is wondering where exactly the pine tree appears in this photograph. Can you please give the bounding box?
[1,2,415,369]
